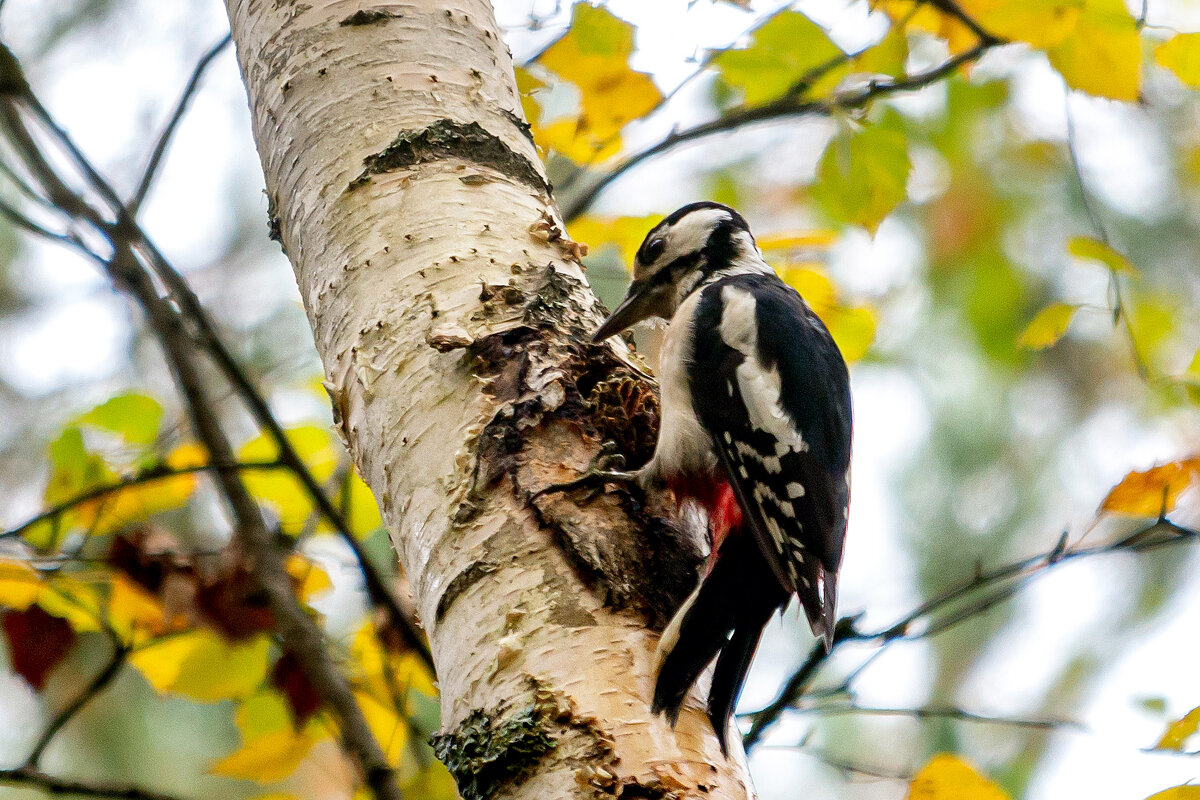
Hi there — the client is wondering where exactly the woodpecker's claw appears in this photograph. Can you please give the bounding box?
[530,442,638,502]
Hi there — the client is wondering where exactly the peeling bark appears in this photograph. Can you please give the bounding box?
[225,1,756,797]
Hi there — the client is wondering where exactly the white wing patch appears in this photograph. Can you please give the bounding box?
[718,286,809,455]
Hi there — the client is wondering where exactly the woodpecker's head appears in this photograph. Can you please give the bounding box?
[592,201,765,342]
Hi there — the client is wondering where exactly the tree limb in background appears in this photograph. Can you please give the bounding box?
[1,459,283,541]
[0,38,433,670]
[562,25,1001,222]
[0,47,404,800]
[129,33,232,214]
[24,642,128,768]
[0,768,186,800]
[744,517,1199,748]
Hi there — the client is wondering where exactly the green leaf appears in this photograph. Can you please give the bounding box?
[1018,303,1079,350]
[1156,33,1200,88]
[1067,235,1136,274]
[713,11,843,106]
[813,115,911,234]
[78,392,162,445]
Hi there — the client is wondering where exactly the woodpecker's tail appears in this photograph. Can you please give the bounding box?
[652,535,785,752]
[796,562,838,652]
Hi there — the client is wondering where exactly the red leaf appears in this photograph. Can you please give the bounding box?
[271,650,322,727]
[196,562,274,640]
[2,606,76,689]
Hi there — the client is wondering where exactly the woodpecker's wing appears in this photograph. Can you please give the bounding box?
[689,273,852,626]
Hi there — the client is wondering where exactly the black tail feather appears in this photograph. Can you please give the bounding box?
[706,608,772,754]
[652,583,735,726]
[653,535,787,740]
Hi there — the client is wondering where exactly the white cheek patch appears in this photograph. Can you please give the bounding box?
[718,286,809,455]
[663,207,729,259]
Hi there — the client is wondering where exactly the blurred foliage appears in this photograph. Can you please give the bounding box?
[1,1,1200,800]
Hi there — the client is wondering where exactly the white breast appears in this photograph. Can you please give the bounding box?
[644,290,717,483]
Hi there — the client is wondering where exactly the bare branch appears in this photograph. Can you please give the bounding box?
[562,40,995,222]
[25,643,128,768]
[1064,95,1150,381]
[1,459,284,541]
[755,744,912,781]
[0,53,404,800]
[745,518,1200,748]
[0,42,432,671]
[0,767,185,800]
[795,702,1076,731]
[129,34,232,214]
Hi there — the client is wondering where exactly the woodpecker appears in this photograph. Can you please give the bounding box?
[591,201,852,752]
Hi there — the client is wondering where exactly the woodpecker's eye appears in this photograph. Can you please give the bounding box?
[642,238,665,264]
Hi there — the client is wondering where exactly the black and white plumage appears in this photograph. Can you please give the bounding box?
[592,202,852,753]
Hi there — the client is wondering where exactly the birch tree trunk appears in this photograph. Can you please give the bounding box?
[225,2,755,797]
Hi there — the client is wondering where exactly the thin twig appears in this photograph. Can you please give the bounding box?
[744,518,1199,748]
[562,40,995,222]
[0,767,184,800]
[129,34,232,214]
[1,459,284,540]
[1064,94,1150,381]
[0,64,404,800]
[795,702,1076,730]
[1,45,432,671]
[754,744,912,781]
[25,643,129,767]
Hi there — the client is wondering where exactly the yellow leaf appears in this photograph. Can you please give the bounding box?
[1047,0,1141,102]
[907,754,1011,800]
[343,471,383,540]
[1146,788,1200,800]
[778,265,876,362]
[568,215,663,266]
[355,690,409,764]
[1154,707,1200,751]
[240,427,339,535]
[757,231,838,252]
[131,630,271,701]
[109,575,165,641]
[536,4,662,163]
[40,575,104,632]
[0,560,42,610]
[513,66,546,129]
[350,623,437,711]
[1067,235,1137,274]
[210,728,317,783]
[876,0,944,34]
[166,442,209,470]
[1100,457,1200,517]
[827,305,877,363]
[88,472,197,537]
[286,555,333,603]
[1018,303,1079,350]
[1155,34,1200,88]
[236,691,295,740]
[956,0,1082,48]
[780,265,837,316]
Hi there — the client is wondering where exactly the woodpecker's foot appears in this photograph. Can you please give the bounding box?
[530,441,638,502]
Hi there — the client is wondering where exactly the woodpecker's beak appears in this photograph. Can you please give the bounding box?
[592,280,656,342]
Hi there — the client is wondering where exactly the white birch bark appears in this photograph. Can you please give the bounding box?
[225,2,756,797]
